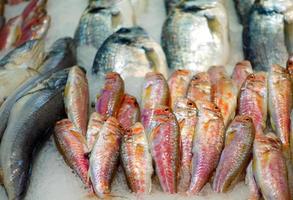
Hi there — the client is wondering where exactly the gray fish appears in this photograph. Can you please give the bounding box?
[234,0,254,24]
[0,68,68,200]
[92,26,168,78]
[0,38,77,141]
[74,4,122,50]
[285,8,293,54]
[164,0,180,15]
[243,0,292,71]
[161,0,229,72]
[0,39,45,106]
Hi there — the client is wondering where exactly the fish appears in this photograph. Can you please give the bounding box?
[95,72,124,118]
[243,0,291,71]
[285,8,293,54]
[164,0,180,14]
[238,72,267,134]
[231,60,253,91]
[245,161,262,200]
[7,0,25,5]
[64,66,89,136]
[167,69,192,110]
[208,66,238,127]
[0,39,45,106]
[38,37,77,73]
[0,0,5,30]
[161,0,229,72]
[188,100,225,195]
[149,106,179,193]
[86,112,106,152]
[92,26,168,79]
[120,122,153,194]
[0,16,23,51]
[141,72,169,110]
[74,3,122,50]
[14,15,51,47]
[268,64,292,153]
[21,0,47,25]
[213,115,255,192]
[253,133,290,200]
[0,38,76,141]
[234,0,255,25]
[117,94,140,130]
[89,117,123,198]
[173,97,197,192]
[0,68,68,200]
[186,72,211,103]
[54,119,90,189]
[287,54,293,84]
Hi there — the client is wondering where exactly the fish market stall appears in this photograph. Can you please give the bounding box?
[0,0,292,199]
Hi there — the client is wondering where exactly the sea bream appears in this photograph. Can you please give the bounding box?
[0,68,69,200]
[161,0,229,72]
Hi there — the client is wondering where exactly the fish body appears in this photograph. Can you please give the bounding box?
[213,115,255,192]
[89,117,123,198]
[54,119,90,188]
[164,0,180,15]
[120,122,153,194]
[245,161,262,200]
[167,69,192,110]
[188,100,225,194]
[149,106,179,193]
[208,66,237,127]
[253,133,290,200]
[95,72,124,118]
[92,26,168,79]
[0,39,45,106]
[186,72,211,103]
[231,60,253,91]
[0,69,68,200]
[161,0,229,71]
[86,112,106,151]
[238,72,267,134]
[244,1,290,71]
[117,94,140,130]
[268,64,292,150]
[173,97,197,192]
[234,0,254,24]
[64,66,89,136]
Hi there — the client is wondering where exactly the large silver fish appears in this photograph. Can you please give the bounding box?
[92,26,168,79]
[0,39,45,106]
[0,37,76,141]
[243,0,292,71]
[161,0,229,72]
[0,69,68,200]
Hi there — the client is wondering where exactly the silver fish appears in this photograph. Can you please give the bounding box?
[161,0,229,72]
[234,0,255,25]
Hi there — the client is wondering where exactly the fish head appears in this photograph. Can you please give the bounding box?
[104,72,123,89]
[195,100,222,119]
[173,97,197,120]
[245,72,267,94]
[286,54,293,74]
[122,94,139,107]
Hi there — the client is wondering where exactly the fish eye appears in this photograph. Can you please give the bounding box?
[193,75,199,80]
[214,106,219,110]
[187,101,193,106]
[164,108,169,112]
[248,74,255,79]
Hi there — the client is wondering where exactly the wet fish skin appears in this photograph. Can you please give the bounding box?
[234,0,254,25]
[141,72,169,110]
[186,72,211,103]
[86,112,106,152]
[0,68,68,200]
[164,0,180,15]
[54,119,90,188]
[95,72,124,118]
[21,0,47,25]
[92,26,168,78]
[0,16,22,51]
[0,39,45,106]
[231,60,253,91]
[238,72,267,133]
[117,94,140,130]
[64,66,89,136]
[90,117,123,198]
[285,8,293,54]
[167,69,192,110]
[149,106,179,193]
[245,161,262,200]
[120,122,153,194]
[173,97,197,192]
[213,115,255,193]
[74,4,122,50]
[243,1,289,71]
[268,64,292,150]
[208,66,238,127]
[287,54,293,81]
[161,0,229,72]
[253,133,290,200]
[188,100,225,195]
